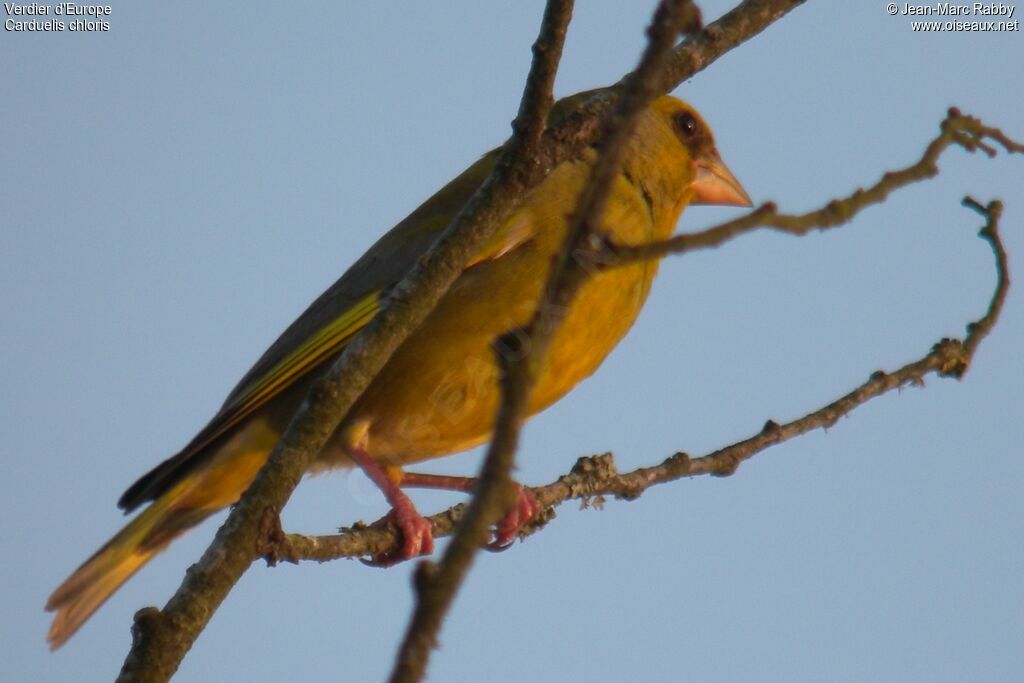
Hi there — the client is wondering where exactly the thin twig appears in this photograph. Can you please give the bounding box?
[510,0,573,155]
[532,0,807,181]
[385,2,579,682]
[959,197,1009,364]
[659,0,806,93]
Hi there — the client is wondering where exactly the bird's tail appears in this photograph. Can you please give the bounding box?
[45,479,216,650]
[46,419,274,650]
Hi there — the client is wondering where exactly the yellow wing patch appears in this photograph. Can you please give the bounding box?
[235,291,380,409]
[201,290,381,449]
[183,216,531,458]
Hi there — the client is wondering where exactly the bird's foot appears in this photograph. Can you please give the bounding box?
[486,483,542,551]
[400,472,542,550]
[344,425,435,567]
[363,493,434,568]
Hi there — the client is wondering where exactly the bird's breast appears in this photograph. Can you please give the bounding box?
[341,159,681,464]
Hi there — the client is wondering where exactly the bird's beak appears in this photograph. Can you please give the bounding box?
[691,150,752,207]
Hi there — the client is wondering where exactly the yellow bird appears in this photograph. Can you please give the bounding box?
[46,95,750,648]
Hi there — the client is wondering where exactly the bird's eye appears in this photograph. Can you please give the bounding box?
[676,112,698,139]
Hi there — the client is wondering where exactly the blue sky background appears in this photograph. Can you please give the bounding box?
[3,2,1022,681]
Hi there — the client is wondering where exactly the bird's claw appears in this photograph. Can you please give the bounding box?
[485,484,541,551]
[362,499,434,568]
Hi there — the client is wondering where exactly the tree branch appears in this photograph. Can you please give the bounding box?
[533,0,806,173]
[659,0,807,93]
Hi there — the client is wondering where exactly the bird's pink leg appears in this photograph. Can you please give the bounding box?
[347,445,434,566]
[400,472,541,549]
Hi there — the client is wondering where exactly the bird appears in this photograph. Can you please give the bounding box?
[45,94,751,649]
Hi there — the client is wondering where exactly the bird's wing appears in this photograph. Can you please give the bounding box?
[119,148,530,510]
[119,82,608,511]
[206,90,603,443]
[230,152,513,418]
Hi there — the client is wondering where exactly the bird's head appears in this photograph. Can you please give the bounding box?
[639,96,752,210]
